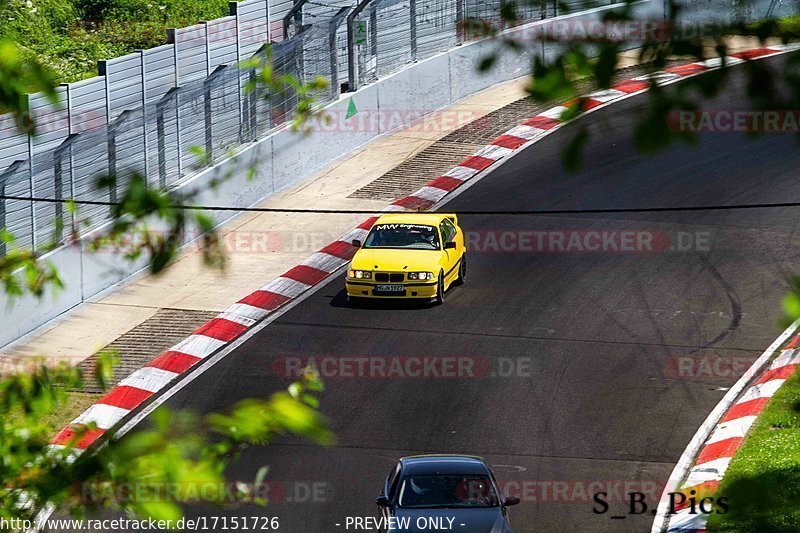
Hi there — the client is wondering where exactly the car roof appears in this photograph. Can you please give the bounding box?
[373,213,455,227]
[399,455,490,476]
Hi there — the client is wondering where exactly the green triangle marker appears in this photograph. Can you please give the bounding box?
[346,97,358,119]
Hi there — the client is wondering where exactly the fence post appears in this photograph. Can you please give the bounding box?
[25,94,37,250]
[456,0,465,43]
[139,49,151,187]
[98,59,116,213]
[106,111,132,211]
[204,81,213,162]
[242,76,251,140]
[347,19,357,91]
[204,21,213,76]
[0,161,25,258]
[286,0,304,38]
[284,0,312,39]
[369,8,378,65]
[297,28,306,86]
[410,0,417,62]
[107,123,115,209]
[99,58,112,125]
[347,0,375,91]
[249,69,258,139]
[203,66,226,162]
[63,82,77,234]
[53,145,64,243]
[230,1,246,143]
[329,14,340,99]
[53,135,79,243]
[156,87,179,188]
[266,0,272,41]
[167,28,184,177]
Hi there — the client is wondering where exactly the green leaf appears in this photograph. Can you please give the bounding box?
[783,293,800,321]
[151,247,173,274]
[138,501,183,523]
[478,54,497,73]
[0,229,15,244]
[561,127,590,172]
[94,349,120,391]
[195,213,215,234]
[593,44,619,89]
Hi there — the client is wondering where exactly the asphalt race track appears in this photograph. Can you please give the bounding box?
[48,54,800,532]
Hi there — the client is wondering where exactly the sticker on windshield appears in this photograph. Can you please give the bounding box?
[364,224,440,250]
[372,224,435,231]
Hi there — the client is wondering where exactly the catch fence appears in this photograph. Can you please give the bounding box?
[0,0,611,255]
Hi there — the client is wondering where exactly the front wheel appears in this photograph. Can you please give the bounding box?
[434,271,445,305]
[454,254,466,286]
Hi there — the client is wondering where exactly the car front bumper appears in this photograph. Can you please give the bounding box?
[345,279,438,299]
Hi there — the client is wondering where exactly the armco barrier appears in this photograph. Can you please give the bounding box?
[0,1,665,349]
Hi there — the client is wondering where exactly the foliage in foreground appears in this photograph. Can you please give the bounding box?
[3,2,800,529]
[479,1,800,170]
[0,0,231,88]
[0,358,333,523]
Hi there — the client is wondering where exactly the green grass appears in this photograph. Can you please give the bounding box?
[708,369,800,532]
[8,391,102,437]
[42,391,103,433]
[1,0,231,90]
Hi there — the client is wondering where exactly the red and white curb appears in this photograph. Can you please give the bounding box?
[661,333,800,532]
[52,44,800,459]
[50,216,378,450]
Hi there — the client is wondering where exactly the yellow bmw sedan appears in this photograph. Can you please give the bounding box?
[345,213,466,305]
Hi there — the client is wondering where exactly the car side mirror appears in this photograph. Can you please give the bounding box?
[352,239,362,248]
[504,496,520,507]
[444,241,456,250]
[376,495,390,507]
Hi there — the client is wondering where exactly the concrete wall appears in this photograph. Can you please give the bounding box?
[1,1,660,349]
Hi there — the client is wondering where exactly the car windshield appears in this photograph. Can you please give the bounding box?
[363,224,440,250]
[397,475,500,508]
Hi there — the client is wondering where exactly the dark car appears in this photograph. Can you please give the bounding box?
[375,455,520,532]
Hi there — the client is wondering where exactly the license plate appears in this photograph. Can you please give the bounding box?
[375,284,404,293]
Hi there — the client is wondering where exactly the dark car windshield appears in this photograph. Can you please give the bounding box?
[363,224,440,250]
[398,475,500,508]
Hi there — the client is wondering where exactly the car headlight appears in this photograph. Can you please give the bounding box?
[408,272,434,280]
[348,270,372,279]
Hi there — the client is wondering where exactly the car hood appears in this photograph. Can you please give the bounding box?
[350,248,441,272]
[388,508,510,533]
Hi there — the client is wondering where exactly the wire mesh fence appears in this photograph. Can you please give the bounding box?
[0,32,340,253]
[349,0,613,89]
[0,0,619,257]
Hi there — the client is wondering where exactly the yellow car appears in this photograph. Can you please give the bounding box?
[345,213,466,304]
